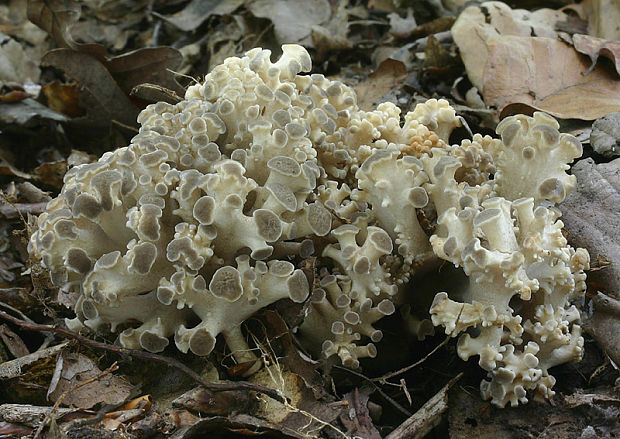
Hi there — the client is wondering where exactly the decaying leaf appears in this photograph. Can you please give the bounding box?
[159,0,245,32]
[26,0,82,50]
[583,292,620,367]
[590,112,620,157]
[104,47,185,97]
[0,98,68,126]
[41,81,83,117]
[561,158,620,294]
[0,324,29,359]
[452,1,566,90]
[577,0,620,40]
[572,33,620,76]
[172,387,253,416]
[248,0,331,46]
[47,352,132,409]
[340,389,381,439]
[42,49,138,126]
[452,1,620,119]
[0,34,40,86]
[485,37,620,120]
[354,58,407,110]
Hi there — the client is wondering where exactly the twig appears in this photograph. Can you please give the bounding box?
[33,361,119,439]
[0,310,289,405]
[384,372,463,439]
[333,365,412,418]
[0,202,47,219]
[372,335,450,383]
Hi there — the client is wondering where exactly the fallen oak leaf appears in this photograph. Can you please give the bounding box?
[105,47,186,97]
[572,33,620,76]
[42,49,138,126]
[156,0,245,32]
[486,37,620,120]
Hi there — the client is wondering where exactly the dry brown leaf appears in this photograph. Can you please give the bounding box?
[573,33,620,76]
[483,37,620,120]
[105,47,185,97]
[583,292,620,367]
[172,387,253,416]
[42,81,83,117]
[453,2,620,119]
[560,158,620,294]
[339,389,381,439]
[354,59,407,110]
[452,1,567,90]
[0,324,29,358]
[248,0,331,46]
[42,49,138,126]
[577,0,620,40]
[26,0,81,49]
[47,352,133,409]
[159,0,245,32]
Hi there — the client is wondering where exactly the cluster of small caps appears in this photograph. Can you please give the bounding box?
[29,45,588,408]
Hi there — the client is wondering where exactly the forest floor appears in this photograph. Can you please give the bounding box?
[0,0,619,438]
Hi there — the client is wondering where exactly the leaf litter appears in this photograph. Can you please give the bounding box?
[0,0,618,438]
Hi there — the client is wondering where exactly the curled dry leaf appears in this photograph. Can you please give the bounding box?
[42,49,138,126]
[590,112,620,157]
[583,292,620,367]
[353,58,408,109]
[159,0,245,32]
[41,82,83,117]
[452,1,620,119]
[561,158,620,294]
[248,0,331,46]
[573,34,620,76]
[0,324,29,358]
[340,389,381,439]
[47,352,132,409]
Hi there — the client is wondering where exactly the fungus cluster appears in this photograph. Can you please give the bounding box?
[29,45,588,407]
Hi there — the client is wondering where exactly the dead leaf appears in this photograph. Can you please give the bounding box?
[33,160,68,190]
[452,2,567,90]
[0,32,41,85]
[0,91,31,103]
[354,58,407,110]
[573,34,620,76]
[452,2,620,119]
[42,49,138,126]
[130,83,183,105]
[485,37,620,120]
[159,0,245,32]
[0,148,33,179]
[262,311,324,397]
[172,387,253,416]
[42,81,83,117]
[248,0,331,46]
[339,389,382,439]
[583,292,620,367]
[47,352,133,409]
[0,98,68,125]
[0,342,67,380]
[590,112,620,157]
[26,0,81,49]
[105,47,185,97]
[560,158,620,294]
[0,324,29,358]
[388,9,417,39]
[578,0,620,40]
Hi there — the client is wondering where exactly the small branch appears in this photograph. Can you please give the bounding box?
[33,362,119,439]
[385,373,463,439]
[373,336,450,383]
[0,310,288,405]
[0,202,47,219]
